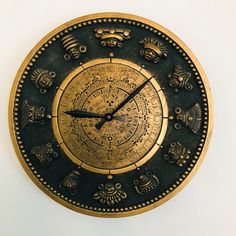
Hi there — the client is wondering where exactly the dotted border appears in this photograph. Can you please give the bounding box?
[13,17,209,213]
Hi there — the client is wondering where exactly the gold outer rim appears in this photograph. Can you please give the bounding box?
[52,58,168,174]
[9,12,213,217]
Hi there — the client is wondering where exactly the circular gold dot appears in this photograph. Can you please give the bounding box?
[107,174,113,180]
[109,52,114,57]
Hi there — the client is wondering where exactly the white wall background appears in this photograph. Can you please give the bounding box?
[1,0,235,235]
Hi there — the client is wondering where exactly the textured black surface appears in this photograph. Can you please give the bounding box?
[12,16,209,213]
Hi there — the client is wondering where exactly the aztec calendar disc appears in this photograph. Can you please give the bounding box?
[9,13,213,217]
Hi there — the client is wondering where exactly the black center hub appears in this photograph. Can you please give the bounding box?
[104,113,113,121]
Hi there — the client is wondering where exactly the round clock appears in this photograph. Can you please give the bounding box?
[9,13,213,217]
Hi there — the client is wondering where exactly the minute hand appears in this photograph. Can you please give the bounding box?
[112,77,152,115]
[95,77,152,130]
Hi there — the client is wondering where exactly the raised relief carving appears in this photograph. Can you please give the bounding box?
[174,103,202,134]
[31,69,56,94]
[93,182,127,205]
[133,171,159,195]
[31,143,58,165]
[62,34,87,61]
[139,37,168,63]
[168,65,193,92]
[95,28,130,47]
[21,100,46,127]
[59,169,80,195]
[164,142,191,167]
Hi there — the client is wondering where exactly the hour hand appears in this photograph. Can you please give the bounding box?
[64,109,105,119]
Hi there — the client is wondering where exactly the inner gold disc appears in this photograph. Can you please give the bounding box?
[52,58,168,174]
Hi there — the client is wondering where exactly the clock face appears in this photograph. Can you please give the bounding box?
[9,13,213,217]
[53,59,167,173]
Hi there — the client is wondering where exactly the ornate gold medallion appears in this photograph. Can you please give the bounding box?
[53,59,167,174]
[9,13,213,217]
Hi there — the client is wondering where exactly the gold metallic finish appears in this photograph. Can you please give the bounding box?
[52,58,168,174]
[9,13,213,217]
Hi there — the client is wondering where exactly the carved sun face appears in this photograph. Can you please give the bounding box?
[140,48,158,62]
[38,74,54,88]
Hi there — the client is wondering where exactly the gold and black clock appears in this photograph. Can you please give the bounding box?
[9,13,213,217]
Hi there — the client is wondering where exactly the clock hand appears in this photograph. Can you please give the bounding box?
[95,77,152,130]
[111,77,153,115]
[64,110,126,122]
[114,114,126,122]
[64,110,105,118]
[95,118,107,130]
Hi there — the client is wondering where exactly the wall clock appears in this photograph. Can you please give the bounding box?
[9,13,213,217]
